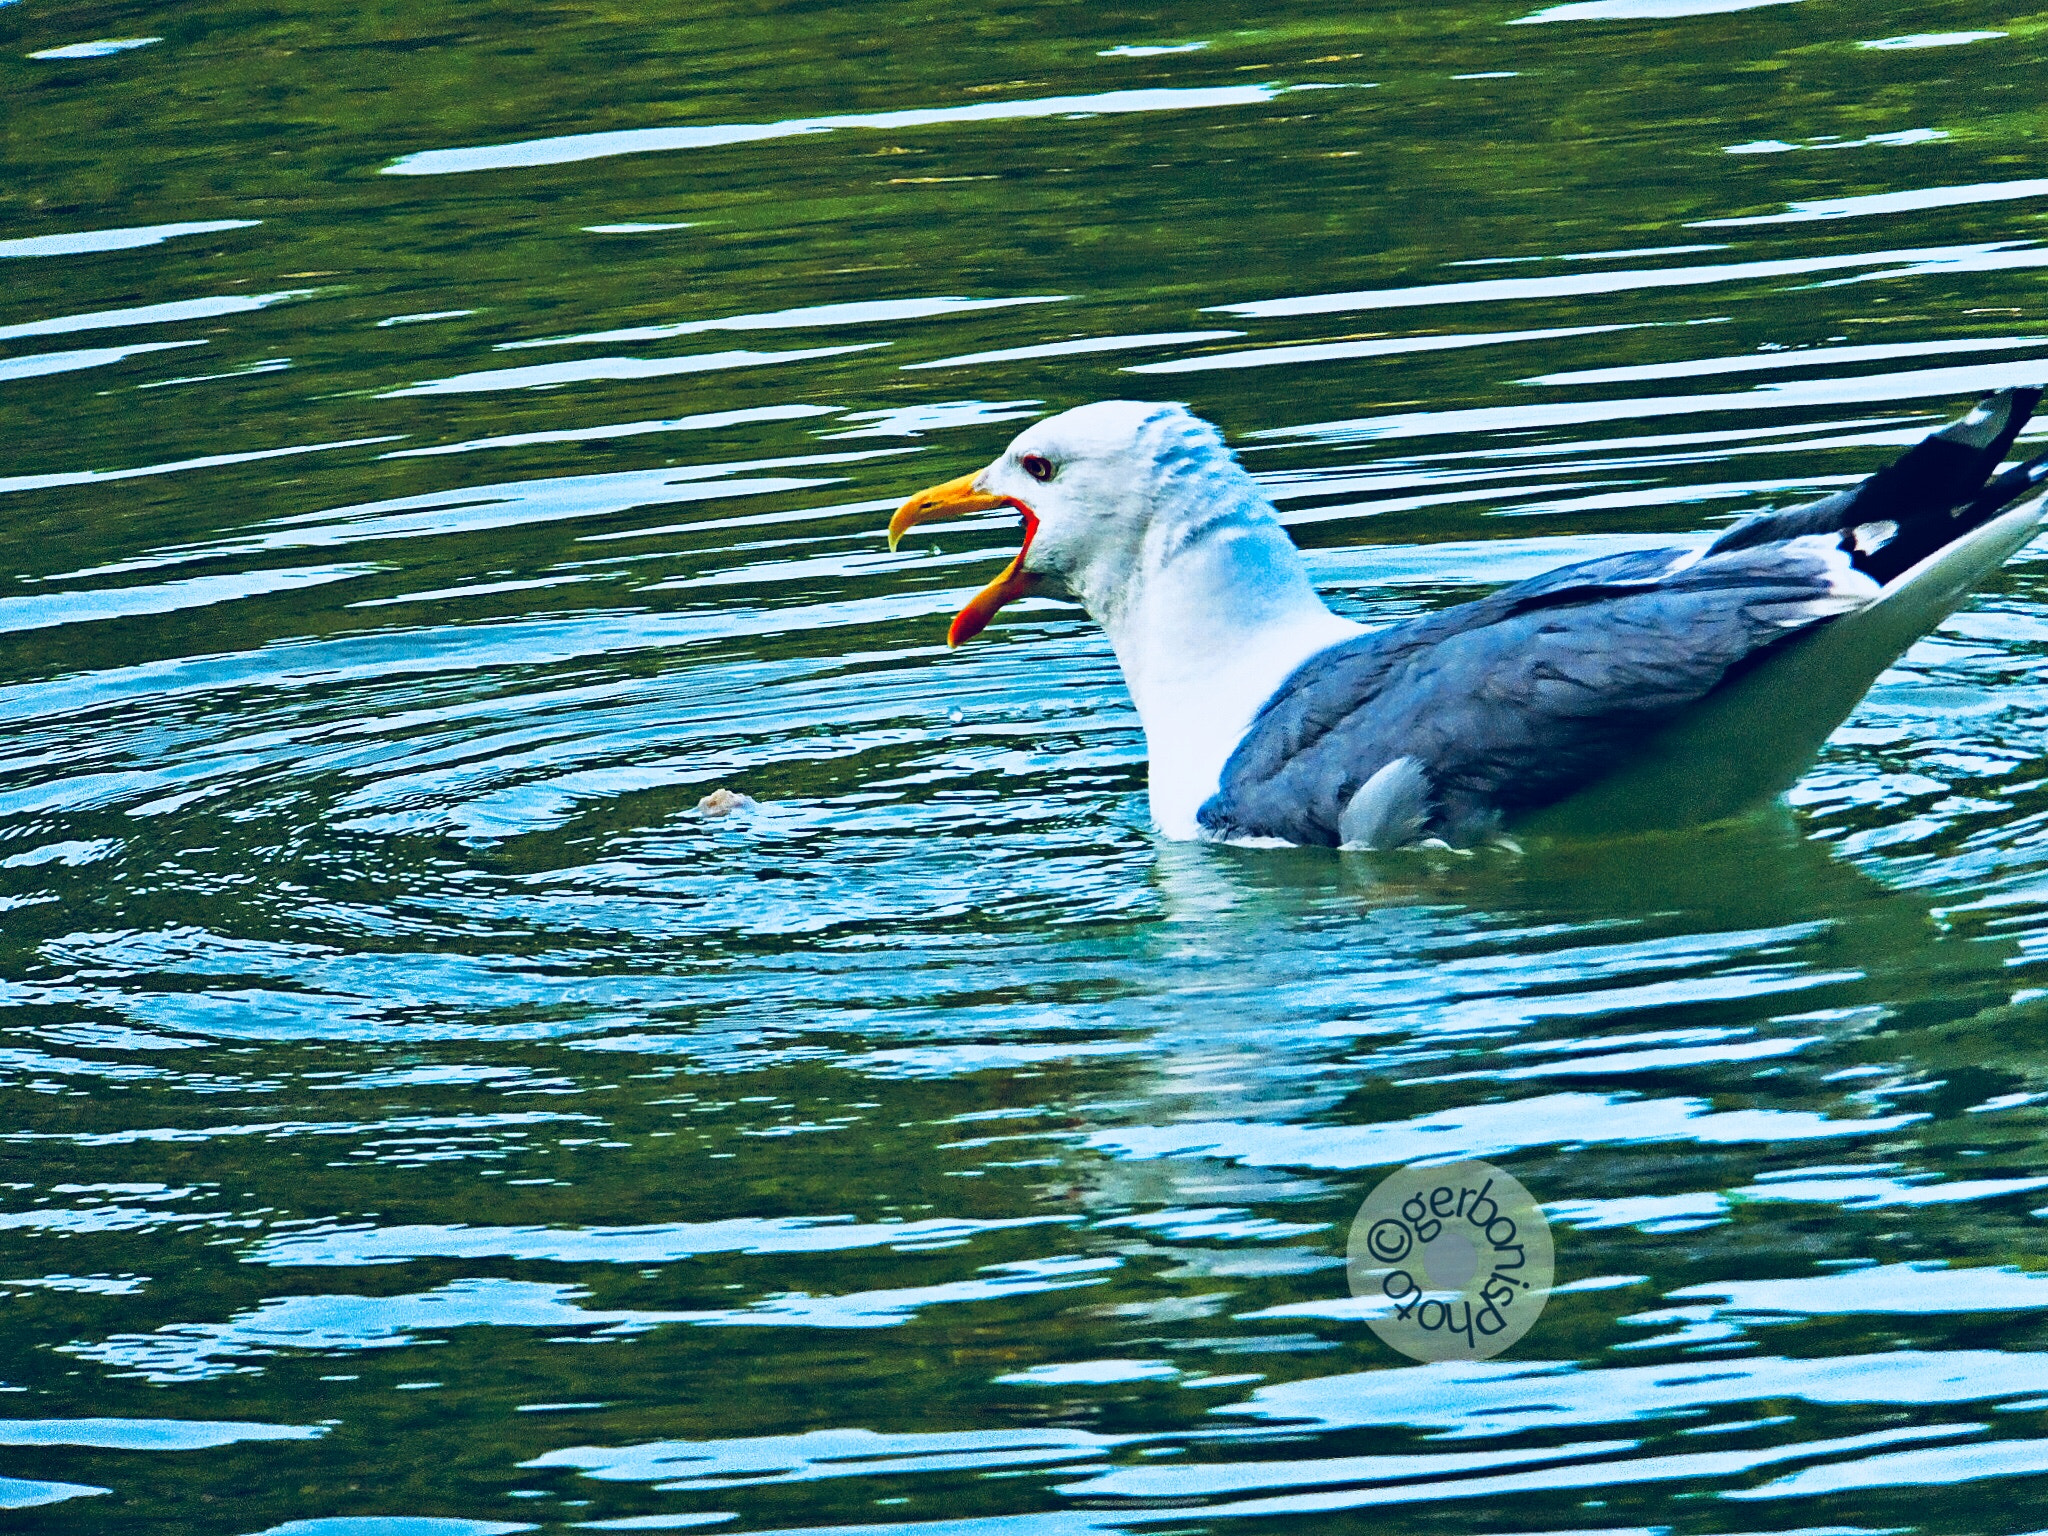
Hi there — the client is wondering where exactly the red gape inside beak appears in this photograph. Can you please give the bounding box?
[946,499,1040,646]
[887,472,1044,647]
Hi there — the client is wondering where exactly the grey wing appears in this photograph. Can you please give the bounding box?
[1197,541,1717,784]
[1198,546,1852,848]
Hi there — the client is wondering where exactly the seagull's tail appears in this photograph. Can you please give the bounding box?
[1527,388,2048,837]
[1708,386,2047,586]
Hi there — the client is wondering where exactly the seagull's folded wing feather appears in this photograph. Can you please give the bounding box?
[1199,543,1861,846]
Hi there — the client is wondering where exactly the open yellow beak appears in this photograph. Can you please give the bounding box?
[888,470,1042,647]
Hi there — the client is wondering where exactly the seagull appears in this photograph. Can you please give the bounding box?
[887,391,2048,848]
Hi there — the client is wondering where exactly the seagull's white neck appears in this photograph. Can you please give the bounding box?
[1086,510,1362,839]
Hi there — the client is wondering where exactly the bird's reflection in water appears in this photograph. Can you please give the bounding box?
[1151,808,1990,971]
[1115,813,2034,1153]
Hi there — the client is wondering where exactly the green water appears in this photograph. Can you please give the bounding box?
[5,1,2048,1532]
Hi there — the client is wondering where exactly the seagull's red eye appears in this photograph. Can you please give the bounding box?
[1020,453,1054,483]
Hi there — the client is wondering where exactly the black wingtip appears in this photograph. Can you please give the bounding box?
[1962,445,2048,522]
[1839,407,2048,588]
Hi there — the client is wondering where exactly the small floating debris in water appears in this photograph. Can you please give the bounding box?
[696,788,759,817]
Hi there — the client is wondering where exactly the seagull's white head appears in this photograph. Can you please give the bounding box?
[889,400,1276,646]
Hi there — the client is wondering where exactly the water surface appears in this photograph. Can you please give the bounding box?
[5,1,2048,1532]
